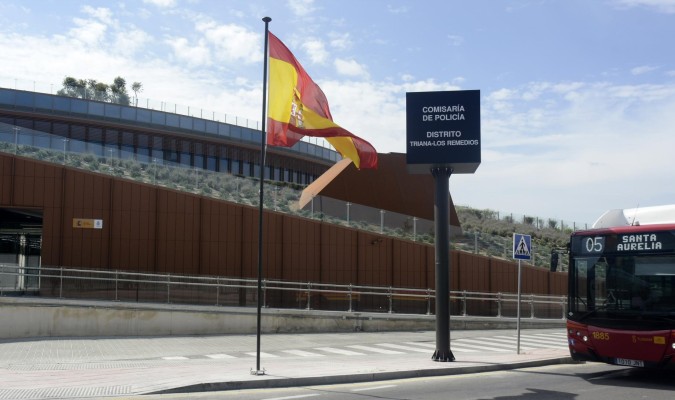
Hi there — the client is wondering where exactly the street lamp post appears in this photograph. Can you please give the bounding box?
[12,127,20,155]
[311,195,315,219]
[152,158,157,185]
[62,138,69,165]
[413,217,418,241]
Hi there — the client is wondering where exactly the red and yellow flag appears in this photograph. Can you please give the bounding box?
[267,32,377,169]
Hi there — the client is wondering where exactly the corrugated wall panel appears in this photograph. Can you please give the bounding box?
[490,258,518,293]
[320,224,358,285]
[457,252,491,292]
[521,265,547,294]
[138,186,156,271]
[199,198,244,277]
[224,203,244,277]
[108,181,156,272]
[32,162,45,204]
[0,153,569,298]
[549,272,567,295]
[392,240,427,288]
[264,211,284,280]
[12,160,26,205]
[281,216,321,282]
[41,165,64,266]
[424,246,438,290]
[155,190,170,271]
[0,157,11,205]
[241,207,258,279]
[183,195,201,275]
[450,251,460,291]
[199,199,215,276]
[356,232,392,286]
[110,179,128,269]
[59,170,75,267]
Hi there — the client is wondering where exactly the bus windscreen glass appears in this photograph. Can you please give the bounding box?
[569,230,675,318]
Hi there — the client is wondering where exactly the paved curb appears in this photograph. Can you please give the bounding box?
[0,296,565,339]
[152,356,576,394]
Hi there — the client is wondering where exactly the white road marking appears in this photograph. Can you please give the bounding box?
[347,345,404,355]
[315,347,365,356]
[351,384,398,392]
[263,395,320,400]
[406,341,479,353]
[376,343,432,353]
[282,349,325,357]
[205,353,237,359]
[452,339,511,352]
[245,352,279,358]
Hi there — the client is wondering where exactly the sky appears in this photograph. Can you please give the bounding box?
[1,0,675,226]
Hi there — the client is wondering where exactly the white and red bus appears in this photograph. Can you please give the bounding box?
[567,205,675,368]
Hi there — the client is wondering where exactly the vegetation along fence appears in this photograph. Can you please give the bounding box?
[0,121,582,271]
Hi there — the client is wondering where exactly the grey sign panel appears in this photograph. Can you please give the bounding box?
[406,90,481,174]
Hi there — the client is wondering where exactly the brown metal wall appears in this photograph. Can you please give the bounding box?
[0,152,567,296]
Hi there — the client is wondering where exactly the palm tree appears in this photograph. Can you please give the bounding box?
[131,82,143,107]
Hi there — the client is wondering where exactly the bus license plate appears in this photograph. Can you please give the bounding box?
[615,358,644,367]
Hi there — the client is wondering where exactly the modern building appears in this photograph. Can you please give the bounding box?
[0,86,566,311]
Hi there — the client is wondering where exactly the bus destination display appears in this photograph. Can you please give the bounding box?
[572,231,675,255]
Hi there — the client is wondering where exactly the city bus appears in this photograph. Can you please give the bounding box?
[566,206,675,368]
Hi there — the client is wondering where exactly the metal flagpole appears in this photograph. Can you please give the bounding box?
[252,16,271,376]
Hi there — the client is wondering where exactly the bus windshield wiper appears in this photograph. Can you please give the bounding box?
[576,305,612,322]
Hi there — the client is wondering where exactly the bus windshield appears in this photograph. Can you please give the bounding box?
[570,254,675,317]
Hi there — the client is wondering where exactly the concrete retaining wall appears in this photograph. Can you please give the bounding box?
[0,297,565,339]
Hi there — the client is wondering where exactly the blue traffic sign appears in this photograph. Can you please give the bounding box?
[513,233,532,260]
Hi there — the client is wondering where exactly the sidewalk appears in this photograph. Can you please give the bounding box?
[0,329,572,399]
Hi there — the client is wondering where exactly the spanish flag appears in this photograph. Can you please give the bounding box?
[267,32,378,169]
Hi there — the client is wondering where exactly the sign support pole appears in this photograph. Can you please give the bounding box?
[431,166,455,362]
[516,259,522,355]
[405,89,481,362]
[512,233,530,355]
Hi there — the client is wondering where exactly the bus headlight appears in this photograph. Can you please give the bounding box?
[583,335,588,342]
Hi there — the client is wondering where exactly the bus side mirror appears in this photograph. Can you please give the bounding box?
[550,252,559,272]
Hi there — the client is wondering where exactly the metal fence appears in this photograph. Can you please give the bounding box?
[0,264,566,319]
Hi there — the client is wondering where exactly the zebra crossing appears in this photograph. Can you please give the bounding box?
[161,332,568,361]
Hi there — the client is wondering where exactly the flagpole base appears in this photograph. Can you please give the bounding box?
[250,368,266,376]
[432,350,455,362]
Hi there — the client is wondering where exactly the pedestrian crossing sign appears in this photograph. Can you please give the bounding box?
[513,233,532,260]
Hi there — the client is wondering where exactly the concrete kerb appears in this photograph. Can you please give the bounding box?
[0,296,565,339]
[151,356,577,395]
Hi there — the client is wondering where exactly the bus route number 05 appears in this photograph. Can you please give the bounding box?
[585,237,605,253]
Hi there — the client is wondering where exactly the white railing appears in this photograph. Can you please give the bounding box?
[0,264,567,319]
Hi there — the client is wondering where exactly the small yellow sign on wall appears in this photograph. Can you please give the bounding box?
[73,219,103,229]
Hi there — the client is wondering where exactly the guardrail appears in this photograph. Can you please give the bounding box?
[0,264,567,319]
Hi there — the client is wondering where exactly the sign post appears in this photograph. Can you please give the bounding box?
[512,233,532,354]
[406,90,480,362]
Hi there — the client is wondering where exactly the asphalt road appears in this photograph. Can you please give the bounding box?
[133,362,675,400]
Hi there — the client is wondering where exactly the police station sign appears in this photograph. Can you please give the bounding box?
[406,90,481,174]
